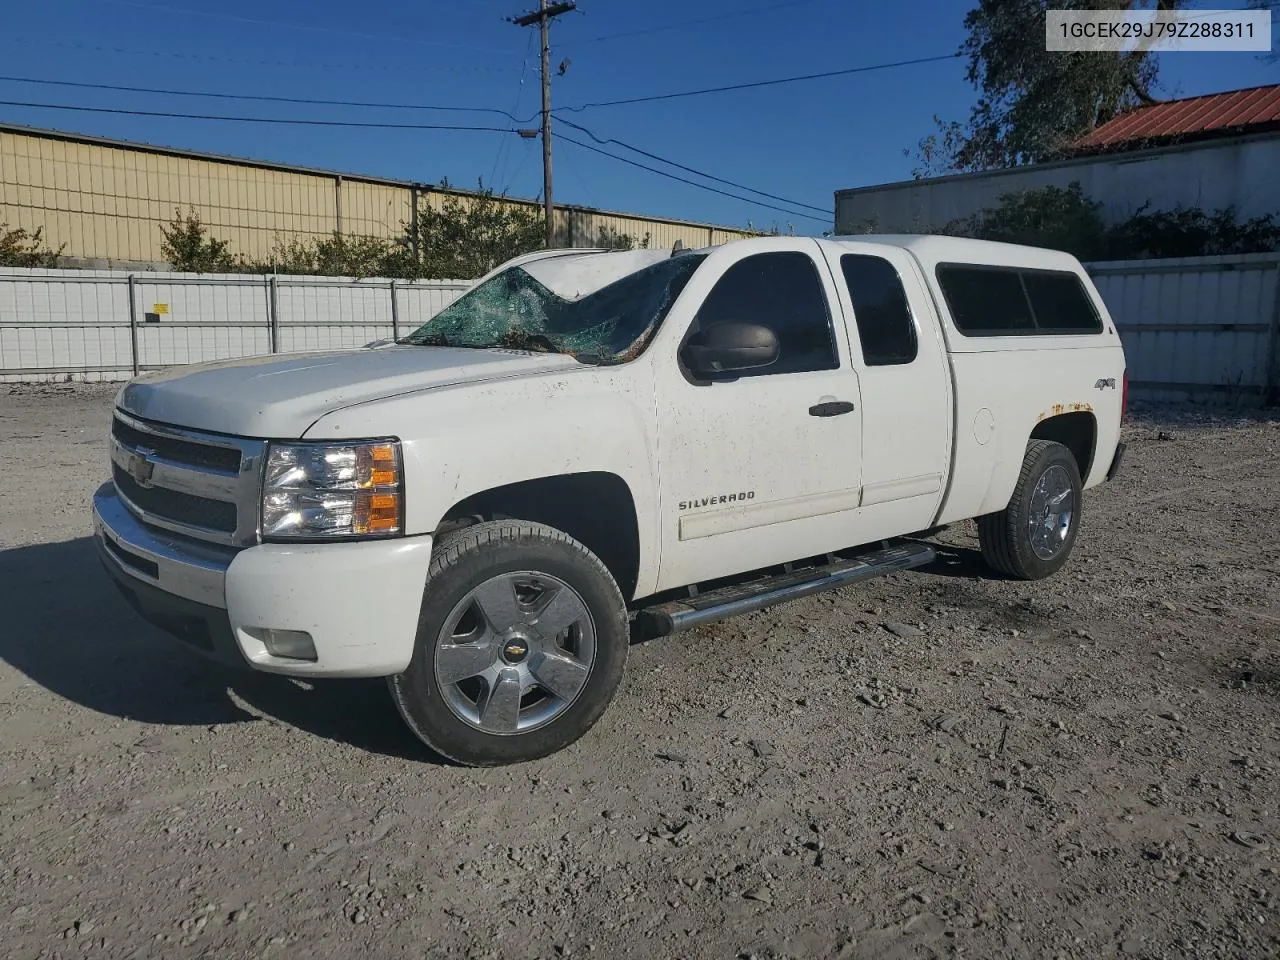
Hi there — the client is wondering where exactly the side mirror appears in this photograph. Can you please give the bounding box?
[683,322,779,377]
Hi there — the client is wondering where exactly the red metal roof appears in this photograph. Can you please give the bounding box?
[1073,84,1280,150]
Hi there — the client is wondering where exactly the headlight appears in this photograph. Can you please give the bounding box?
[261,440,403,540]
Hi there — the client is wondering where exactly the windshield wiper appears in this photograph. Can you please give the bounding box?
[400,332,450,347]
[494,331,572,355]
[402,330,581,358]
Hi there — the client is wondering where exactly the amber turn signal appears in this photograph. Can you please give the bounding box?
[354,490,402,535]
[359,443,400,488]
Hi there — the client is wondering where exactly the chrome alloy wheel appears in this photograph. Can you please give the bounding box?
[1027,463,1075,561]
[433,571,596,735]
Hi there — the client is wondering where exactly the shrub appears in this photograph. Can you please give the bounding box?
[940,183,1280,260]
[0,223,63,268]
[941,183,1108,259]
[1104,204,1280,259]
[159,207,238,272]
[594,225,650,250]
[246,233,398,279]
[395,183,546,279]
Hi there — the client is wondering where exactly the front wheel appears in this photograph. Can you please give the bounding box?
[978,439,1083,580]
[388,520,629,766]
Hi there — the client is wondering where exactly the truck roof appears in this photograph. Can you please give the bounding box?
[823,234,1088,272]
[532,233,1089,275]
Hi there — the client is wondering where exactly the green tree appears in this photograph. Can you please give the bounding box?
[395,183,545,279]
[939,183,1280,259]
[1105,205,1280,258]
[914,0,1182,176]
[594,225,650,251]
[0,223,63,268]
[941,183,1109,258]
[159,207,238,272]
[247,232,397,279]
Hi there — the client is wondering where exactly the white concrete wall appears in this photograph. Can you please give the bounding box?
[1086,252,1280,404]
[0,267,469,382]
[835,134,1280,234]
[4,258,1278,404]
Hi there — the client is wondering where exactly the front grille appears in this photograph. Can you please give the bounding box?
[113,463,238,533]
[112,417,241,474]
[110,412,262,546]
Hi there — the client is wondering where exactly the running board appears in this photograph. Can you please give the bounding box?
[637,541,936,637]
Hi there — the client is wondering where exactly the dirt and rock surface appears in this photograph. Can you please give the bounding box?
[1,383,1278,960]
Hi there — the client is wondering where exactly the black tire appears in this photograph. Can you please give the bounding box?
[387,520,628,766]
[978,439,1083,581]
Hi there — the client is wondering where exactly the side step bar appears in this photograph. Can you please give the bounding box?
[637,541,936,637]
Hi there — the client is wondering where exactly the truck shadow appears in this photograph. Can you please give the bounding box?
[0,536,442,763]
[915,542,1006,581]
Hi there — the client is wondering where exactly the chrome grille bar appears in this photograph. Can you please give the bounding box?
[110,410,266,547]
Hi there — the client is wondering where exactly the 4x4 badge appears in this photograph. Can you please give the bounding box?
[1094,378,1116,390]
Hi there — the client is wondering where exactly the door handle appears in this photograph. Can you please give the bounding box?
[808,400,855,417]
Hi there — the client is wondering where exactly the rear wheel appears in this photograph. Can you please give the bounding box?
[978,439,1083,580]
[388,520,628,766]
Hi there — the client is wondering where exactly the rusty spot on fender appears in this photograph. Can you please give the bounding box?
[1039,402,1095,422]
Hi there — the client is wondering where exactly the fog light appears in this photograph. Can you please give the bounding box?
[249,627,318,662]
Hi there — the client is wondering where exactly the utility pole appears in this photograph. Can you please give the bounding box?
[511,0,576,248]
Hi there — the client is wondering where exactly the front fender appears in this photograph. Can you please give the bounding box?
[303,362,662,596]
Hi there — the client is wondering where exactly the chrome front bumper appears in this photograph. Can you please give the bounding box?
[94,481,435,678]
[93,483,236,609]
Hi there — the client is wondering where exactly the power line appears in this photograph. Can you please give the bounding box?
[0,108,829,224]
[0,81,836,218]
[508,0,578,247]
[0,75,524,122]
[489,32,538,190]
[564,0,822,45]
[561,52,963,111]
[0,49,965,125]
[557,133,829,224]
[506,141,539,195]
[96,0,520,54]
[559,147,600,210]
[0,99,518,133]
[553,116,831,216]
[0,36,517,78]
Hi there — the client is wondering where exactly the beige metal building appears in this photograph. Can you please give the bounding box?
[0,123,753,270]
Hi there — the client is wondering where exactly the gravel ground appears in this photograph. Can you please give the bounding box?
[2,383,1279,960]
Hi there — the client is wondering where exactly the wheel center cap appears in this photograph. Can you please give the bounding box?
[500,634,531,664]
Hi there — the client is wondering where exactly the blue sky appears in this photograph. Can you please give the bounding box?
[1,0,1276,231]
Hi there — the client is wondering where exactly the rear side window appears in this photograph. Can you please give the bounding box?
[692,251,838,376]
[839,254,918,366]
[1021,271,1104,333]
[936,264,1102,336]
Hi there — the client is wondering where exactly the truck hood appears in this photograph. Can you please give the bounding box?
[116,345,581,438]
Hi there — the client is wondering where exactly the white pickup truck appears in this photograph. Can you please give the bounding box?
[94,235,1127,765]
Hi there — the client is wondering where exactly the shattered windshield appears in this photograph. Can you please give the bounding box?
[400,252,707,364]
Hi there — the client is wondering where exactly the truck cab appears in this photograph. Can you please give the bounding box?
[94,235,1126,765]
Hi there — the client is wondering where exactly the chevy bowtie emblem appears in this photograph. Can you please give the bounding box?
[128,447,156,487]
